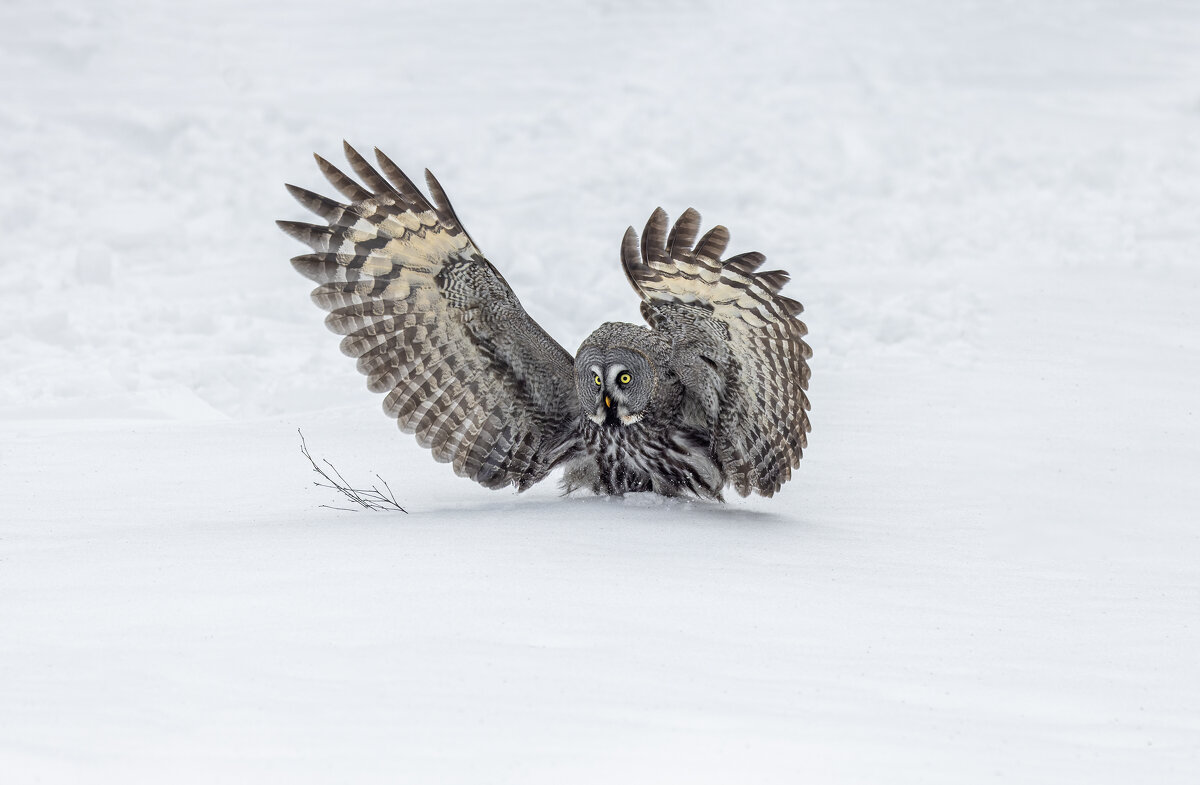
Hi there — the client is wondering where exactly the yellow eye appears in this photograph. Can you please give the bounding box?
[594,374,602,385]
[619,373,632,385]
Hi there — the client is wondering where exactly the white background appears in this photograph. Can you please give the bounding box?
[2,0,1198,781]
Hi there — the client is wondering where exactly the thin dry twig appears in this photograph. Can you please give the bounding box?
[298,429,408,513]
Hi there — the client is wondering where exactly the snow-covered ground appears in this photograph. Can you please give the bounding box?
[3,0,1199,781]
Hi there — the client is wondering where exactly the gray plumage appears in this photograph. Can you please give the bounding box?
[278,143,811,500]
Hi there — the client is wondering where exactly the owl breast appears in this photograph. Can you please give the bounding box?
[560,419,724,500]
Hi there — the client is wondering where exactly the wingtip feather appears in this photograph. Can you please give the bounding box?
[667,208,702,259]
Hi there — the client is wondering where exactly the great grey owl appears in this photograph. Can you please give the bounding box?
[278,143,811,500]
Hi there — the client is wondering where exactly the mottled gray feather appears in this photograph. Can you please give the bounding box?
[279,145,580,490]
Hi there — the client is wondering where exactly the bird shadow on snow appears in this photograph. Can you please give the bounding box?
[330,492,794,529]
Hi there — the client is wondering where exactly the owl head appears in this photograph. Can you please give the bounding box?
[575,323,662,427]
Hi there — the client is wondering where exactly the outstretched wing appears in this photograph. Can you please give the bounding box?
[621,208,812,497]
[278,143,580,491]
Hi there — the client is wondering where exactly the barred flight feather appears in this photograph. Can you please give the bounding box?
[620,208,812,497]
[279,143,580,491]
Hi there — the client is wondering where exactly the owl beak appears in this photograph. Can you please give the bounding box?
[604,395,612,409]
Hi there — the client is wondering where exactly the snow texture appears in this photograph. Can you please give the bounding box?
[3,0,1199,782]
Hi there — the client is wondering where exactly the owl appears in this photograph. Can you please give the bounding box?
[278,143,811,500]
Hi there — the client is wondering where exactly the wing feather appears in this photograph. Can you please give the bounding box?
[313,153,372,202]
[373,148,436,213]
[341,140,397,196]
[622,209,812,497]
[280,145,581,491]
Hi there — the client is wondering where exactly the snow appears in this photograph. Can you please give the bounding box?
[3,0,1199,781]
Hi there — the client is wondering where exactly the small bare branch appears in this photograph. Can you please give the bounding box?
[298,429,408,513]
